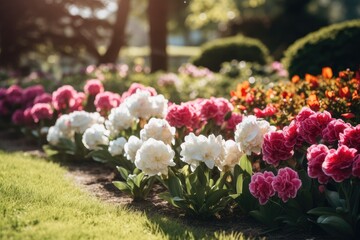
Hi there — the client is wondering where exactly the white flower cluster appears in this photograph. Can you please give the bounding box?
[46,111,105,146]
[108,137,127,156]
[82,124,109,150]
[140,118,176,145]
[105,104,136,137]
[234,115,275,155]
[124,90,168,119]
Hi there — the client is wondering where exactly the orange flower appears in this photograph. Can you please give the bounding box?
[292,75,300,83]
[325,90,336,99]
[339,86,351,98]
[322,67,333,79]
[231,81,250,98]
[307,94,320,111]
[353,90,360,100]
[305,74,319,88]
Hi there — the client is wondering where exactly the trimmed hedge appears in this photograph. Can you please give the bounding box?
[191,35,271,72]
[282,20,360,77]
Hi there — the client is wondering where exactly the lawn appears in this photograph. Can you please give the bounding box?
[0,151,244,240]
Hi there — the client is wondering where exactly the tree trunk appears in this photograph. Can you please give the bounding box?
[148,0,168,72]
[98,0,130,64]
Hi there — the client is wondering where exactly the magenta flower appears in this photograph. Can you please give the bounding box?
[22,85,45,103]
[297,111,333,144]
[282,120,300,148]
[272,167,302,202]
[84,79,104,96]
[226,112,243,131]
[322,145,357,182]
[322,119,351,145]
[249,171,276,205]
[52,85,77,111]
[262,131,294,166]
[6,85,23,106]
[306,144,330,184]
[70,92,86,112]
[12,109,25,125]
[30,103,53,122]
[339,125,360,152]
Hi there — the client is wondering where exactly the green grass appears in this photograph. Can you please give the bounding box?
[0,151,245,240]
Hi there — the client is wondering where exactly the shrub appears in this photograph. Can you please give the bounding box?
[282,20,360,77]
[191,35,271,72]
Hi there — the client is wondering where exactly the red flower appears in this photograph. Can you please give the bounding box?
[262,131,294,166]
[306,144,330,184]
[272,167,302,202]
[249,171,275,205]
[341,113,355,119]
[166,103,193,128]
[340,125,360,152]
[322,145,357,182]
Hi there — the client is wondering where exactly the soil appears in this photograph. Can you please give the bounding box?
[0,129,334,240]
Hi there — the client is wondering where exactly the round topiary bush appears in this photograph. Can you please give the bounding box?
[282,20,360,77]
[191,35,271,72]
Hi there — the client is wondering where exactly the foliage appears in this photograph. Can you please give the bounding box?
[191,35,271,72]
[282,19,360,77]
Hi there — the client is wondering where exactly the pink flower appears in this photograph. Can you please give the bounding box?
[70,92,86,111]
[322,119,352,145]
[30,103,53,122]
[6,85,23,105]
[283,120,300,148]
[213,97,233,125]
[200,97,233,125]
[157,73,180,87]
[22,85,45,103]
[94,91,121,113]
[352,154,360,178]
[339,125,360,152]
[306,144,330,184]
[52,85,77,111]
[249,171,275,205]
[262,131,294,166]
[254,104,277,118]
[226,112,243,131]
[200,99,218,121]
[322,145,357,182]
[166,103,193,128]
[12,109,25,125]
[272,167,302,202]
[295,107,315,124]
[33,93,52,104]
[297,111,333,144]
[122,83,157,99]
[84,79,104,96]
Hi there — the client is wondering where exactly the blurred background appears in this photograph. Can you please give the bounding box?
[0,0,359,77]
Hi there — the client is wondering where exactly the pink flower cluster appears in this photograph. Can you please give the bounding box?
[121,83,157,99]
[262,130,294,166]
[94,91,121,113]
[253,104,277,118]
[249,167,302,204]
[166,97,238,132]
[178,63,214,79]
[307,144,359,183]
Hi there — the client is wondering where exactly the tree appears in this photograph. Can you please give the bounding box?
[0,0,130,69]
[148,0,168,72]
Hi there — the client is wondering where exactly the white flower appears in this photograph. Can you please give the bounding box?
[180,133,224,170]
[124,136,143,162]
[47,126,61,145]
[215,140,243,172]
[108,137,127,156]
[82,124,109,150]
[125,90,153,119]
[140,118,175,145]
[135,138,175,176]
[150,94,168,118]
[69,111,104,133]
[234,115,276,155]
[54,114,74,138]
[105,104,136,137]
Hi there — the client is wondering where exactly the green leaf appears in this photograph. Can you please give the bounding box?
[236,174,243,194]
[167,170,184,198]
[325,189,342,208]
[239,155,252,175]
[308,207,340,216]
[116,166,129,180]
[206,189,229,208]
[316,215,354,238]
[113,181,130,192]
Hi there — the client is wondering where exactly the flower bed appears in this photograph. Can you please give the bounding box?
[0,66,359,239]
